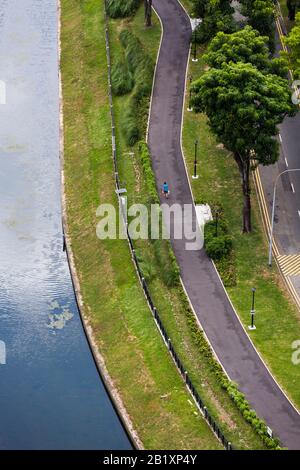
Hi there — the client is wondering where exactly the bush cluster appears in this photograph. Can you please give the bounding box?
[111,59,134,96]
[106,0,141,18]
[119,30,154,146]
[204,208,236,287]
[204,214,232,260]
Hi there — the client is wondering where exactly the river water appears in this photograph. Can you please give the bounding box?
[0,0,130,449]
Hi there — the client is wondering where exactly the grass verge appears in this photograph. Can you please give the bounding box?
[61,0,222,450]
[183,45,300,411]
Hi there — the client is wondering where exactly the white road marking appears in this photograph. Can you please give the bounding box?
[298,210,300,218]
[285,157,289,167]
[279,134,282,143]
[291,183,295,193]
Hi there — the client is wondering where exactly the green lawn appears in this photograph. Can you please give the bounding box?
[183,46,300,411]
[61,0,222,450]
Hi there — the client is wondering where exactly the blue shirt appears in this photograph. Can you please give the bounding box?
[163,183,169,193]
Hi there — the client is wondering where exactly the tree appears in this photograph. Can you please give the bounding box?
[204,26,288,77]
[144,0,152,27]
[192,0,208,17]
[194,0,236,43]
[240,0,275,51]
[191,63,294,232]
[287,0,300,21]
[285,12,300,76]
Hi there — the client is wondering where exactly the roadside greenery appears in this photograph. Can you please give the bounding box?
[240,0,276,51]
[191,23,295,233]
[107,0,141,18]
[116,30,154,146]
[284,12,300,76]
[204,26,288,77]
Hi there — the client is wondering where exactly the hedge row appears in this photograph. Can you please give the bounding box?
[106,0,141,18]
[119,30,154,146]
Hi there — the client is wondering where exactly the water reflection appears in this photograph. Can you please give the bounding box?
[0,0,130,449]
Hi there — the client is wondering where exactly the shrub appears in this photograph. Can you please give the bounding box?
[106,0,141,18]
[139,141,159,204]
[215,254,237,287]
[205,234,233,260]
[119,31,154,146]
[111,59,134,95]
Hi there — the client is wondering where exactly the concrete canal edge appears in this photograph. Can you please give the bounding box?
[57,0,143,450]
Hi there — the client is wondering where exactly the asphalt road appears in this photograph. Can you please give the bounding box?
[148,0,300,449]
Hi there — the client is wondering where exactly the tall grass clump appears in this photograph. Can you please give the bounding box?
[106,0,141,18]
[111,59,134,95]
[120,30,154,146]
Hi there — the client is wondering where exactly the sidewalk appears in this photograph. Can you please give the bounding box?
[148,0,300,449]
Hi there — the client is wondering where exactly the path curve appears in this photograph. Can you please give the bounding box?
[148,0,300,449]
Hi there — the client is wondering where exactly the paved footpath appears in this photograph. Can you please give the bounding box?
[148,0,300,449]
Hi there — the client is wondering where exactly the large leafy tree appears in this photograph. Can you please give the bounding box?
[204,26,288,77]
[194,0,236,43]
[191,63,294,232]
[240,0,275,51]
[285,12,300,76]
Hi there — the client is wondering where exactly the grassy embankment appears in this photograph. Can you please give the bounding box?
[61,0,221,450]
[183,39,300,409]
[107,2,270,450]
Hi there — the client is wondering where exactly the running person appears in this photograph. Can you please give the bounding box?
[162,181,169,199]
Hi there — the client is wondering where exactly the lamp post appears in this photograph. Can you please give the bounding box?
[248,287,256,330]
[187,88,193,112]
[268,168,300,266]
[192,32,198,62]
[215,210,219,237]
[192,139,199,179]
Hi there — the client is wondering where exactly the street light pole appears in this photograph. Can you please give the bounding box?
[248,287,256,330]
[192,32,198,62]
[187,88,193,112]
[268,168,300,266]
[192,139,199,179]
[215,210,219,237]
[187,75,193,111]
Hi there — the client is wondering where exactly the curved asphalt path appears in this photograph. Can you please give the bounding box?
[148,0,300,449]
